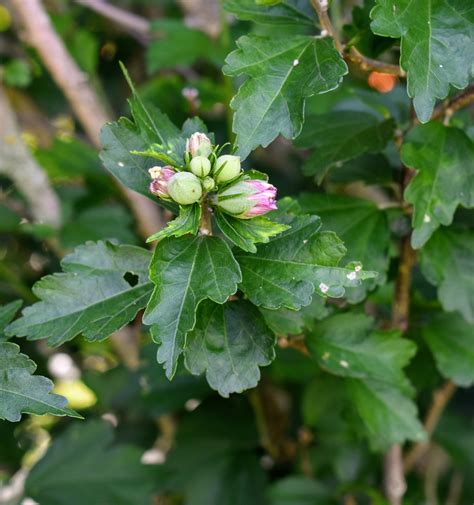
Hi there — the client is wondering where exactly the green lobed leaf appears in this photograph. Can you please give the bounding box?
[0,300,22,341]
[215,209,289,253]
[147,204,201,242]
[143,235,242,379]
[306,313,416,393]
[235,214,377,310]
[0,342,80,422]
[184,300,276,396]
[223,35,347,159]
[299,193,390,302]
[402,123,474,248]
[224,0,316,26]
[7,241,152,346]
[370,0,474,122]
[296,111,395,183]
[346,378,426,450]
[419,228,474,323]
[25,421,158,505]
[422,312,474,387]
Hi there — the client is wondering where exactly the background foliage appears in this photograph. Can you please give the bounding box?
[0,0,473,504]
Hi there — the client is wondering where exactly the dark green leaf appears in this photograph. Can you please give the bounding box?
[143,236,242,379]
[215,209,289,253]
[166,398,267,505]
[402,123,474,248]
[306,313,416,393]
[260,296,329,335]
[235,214,377,309]
[26,421,158,505]
[147,20,223,73]
[7,241,152,345]
[422,312,474,387]
[346,378,426,449]
[147,204,201,243]
[371,0,474,122]
[0,342,79,422]
[185,300,275,396]
[0,300,22,341]
[224,0,316,25]
[268,476,332,505]
[419,228,474,323]
[296,111,395,182]
[223,35,347,159]
[299,193,390,302]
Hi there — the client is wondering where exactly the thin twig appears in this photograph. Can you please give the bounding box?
[9,0,163,239]
[74,0,151,44]
[403,381,457,473]
[430,82,474,121]
[310,0,343,52]
[0,85,61,228]
[347,47,405,77]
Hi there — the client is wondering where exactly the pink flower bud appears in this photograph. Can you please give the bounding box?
[148,165,176,200]
[216,179,277,219]
[185,132,212,158]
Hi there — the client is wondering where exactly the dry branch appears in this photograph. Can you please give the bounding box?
[9,0,163,239]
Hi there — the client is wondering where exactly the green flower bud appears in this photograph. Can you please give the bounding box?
[213,155,241,183]
[190,156,211,177]
[202,176,215,192]
[168,172,202,205]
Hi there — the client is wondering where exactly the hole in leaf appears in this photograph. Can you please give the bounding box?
[123,272,139,287]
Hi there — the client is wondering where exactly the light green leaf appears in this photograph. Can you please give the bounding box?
[306,313,416,393]
[0,342,79,422]
[235,214,377,309]
[0,300,22,341]
[402,123,474,248]
[347,378,426,450]
[296,111,395,183]
[147,204,201,242]
[215,209,289,253]
[299,193,390,302]
[26,421,157,505]
[370,0,474,122]
[7,241,152,346]
[224,0,316,25]
[422,312,474,387]
[185,300,275,396]
[143,236,242,379]
[223,35,347,159]
[419,228,474,323]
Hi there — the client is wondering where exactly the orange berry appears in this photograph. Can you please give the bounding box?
[368,71,397,93]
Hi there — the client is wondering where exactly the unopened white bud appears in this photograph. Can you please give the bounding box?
[168,172,202,205]
[213,155,241,183]
[190,156,211,177]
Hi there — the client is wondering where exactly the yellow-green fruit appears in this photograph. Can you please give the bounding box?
[168,172,202,205]
[190,156,211,177]
[214,155,241,183]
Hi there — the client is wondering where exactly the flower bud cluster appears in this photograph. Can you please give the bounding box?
[148,132,277,219]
